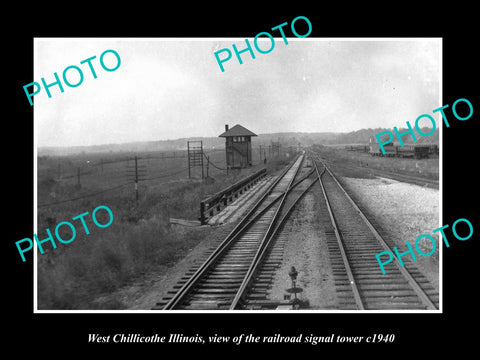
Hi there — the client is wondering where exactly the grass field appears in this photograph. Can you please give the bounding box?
[36,147,294,309]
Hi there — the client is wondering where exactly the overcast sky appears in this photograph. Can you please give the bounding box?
[34,38,441,147]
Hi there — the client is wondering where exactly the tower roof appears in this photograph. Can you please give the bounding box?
[219,124,257,137]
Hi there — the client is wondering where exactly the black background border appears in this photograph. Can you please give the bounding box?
[5,5,478,355]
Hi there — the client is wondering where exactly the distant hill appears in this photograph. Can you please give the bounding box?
[38,127,439,156]
[38,137,225,156]
[256,127,438,147]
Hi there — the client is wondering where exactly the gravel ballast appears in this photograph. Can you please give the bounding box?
[341,176,440,293]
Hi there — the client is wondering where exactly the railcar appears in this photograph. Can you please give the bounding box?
[428,144,439,155]
[345,145,369,152]
[369,143,431,159]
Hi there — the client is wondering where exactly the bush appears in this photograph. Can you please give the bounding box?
[37,152,293,309]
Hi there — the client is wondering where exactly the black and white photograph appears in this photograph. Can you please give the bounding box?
[34,38,441,312]
[6,7,479,354]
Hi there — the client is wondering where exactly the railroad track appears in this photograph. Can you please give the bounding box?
[154,153,316,310]
[313,155,439,310]
[153,152,438,311]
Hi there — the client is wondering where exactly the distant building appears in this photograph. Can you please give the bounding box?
[219,124,257,169]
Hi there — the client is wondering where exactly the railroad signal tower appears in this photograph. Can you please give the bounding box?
[219,124,257,169]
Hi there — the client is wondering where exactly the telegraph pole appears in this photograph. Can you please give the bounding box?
[206,155,210,177]
[77,167,81,189]
[134,156,139,202]
[126,155,147,204]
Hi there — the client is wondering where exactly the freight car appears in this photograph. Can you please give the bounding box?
[369,143,430,159]
[428,144,439,155]
[345,144,369,152]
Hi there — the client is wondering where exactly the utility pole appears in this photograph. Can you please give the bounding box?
[134,156,139,202]
[77,167,81,189]
[126,155,147,204]
[187,148,191,178]
[206,155,210,178]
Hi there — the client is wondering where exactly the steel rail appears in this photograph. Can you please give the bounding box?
[224,154,306,309]
[161,155,303,310]
[317,155,437,310]
[318,158,437,310]
[314,159,365,310]
[229,169,319,309]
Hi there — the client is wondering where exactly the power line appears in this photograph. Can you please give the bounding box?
[203,151,226,171]
[39,166,190,207]
[39,156,205,207]
[144,167,188,181]
[38,181,134,208]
